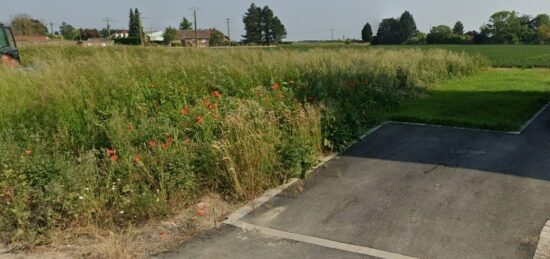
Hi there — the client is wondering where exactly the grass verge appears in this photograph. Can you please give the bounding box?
[387,69,550,131]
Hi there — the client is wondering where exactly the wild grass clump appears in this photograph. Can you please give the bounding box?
[0,45,484,246]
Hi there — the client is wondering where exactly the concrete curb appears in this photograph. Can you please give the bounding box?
[534,220,550,259]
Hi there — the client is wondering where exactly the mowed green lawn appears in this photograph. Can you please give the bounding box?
[388,69,550,131]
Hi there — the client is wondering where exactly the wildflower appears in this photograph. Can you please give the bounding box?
[161,143,171,150]
[196,116,204,125]
[134,155,142,163]
[271,83,280,90]
[208,103,217,110]
[211,91,222,98]
[160,232,169,240]
[107,149,116,156]
[120,211,125,214]
[79,196,84,200]
[148,140,157,148]
[197,208,205,217]
[24,149,32,156]
[128,124,134,131]
[111,154,119,162]
[166,134,174,144]
[180,106,190,116]
[363,79,370,85]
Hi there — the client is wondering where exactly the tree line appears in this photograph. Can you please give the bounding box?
[364,10,550,45]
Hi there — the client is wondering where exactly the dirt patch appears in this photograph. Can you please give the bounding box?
[1,193,240,259]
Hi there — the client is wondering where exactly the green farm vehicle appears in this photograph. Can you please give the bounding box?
[0,23,20,65]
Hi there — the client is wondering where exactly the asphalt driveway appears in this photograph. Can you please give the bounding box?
[158,107,550,259]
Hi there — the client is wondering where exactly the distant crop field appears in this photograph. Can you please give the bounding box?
[375,45,550,68]
[283,43,550,68]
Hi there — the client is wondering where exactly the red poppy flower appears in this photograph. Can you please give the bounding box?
[197,208,205,217]
[148,140,157,148]
[24,149,32,156]
[211,91,222,98]
[107,149,116,156]
[196,116,204,125]
[161,143,171,150]
[271,83,280,90]
[180,106,190,116]
[134,155,142,163]
[110,154,119,161]
[208,103,217,110]
[166,134,174,144]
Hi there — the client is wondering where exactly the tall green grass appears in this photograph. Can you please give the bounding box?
[0,46,484,246]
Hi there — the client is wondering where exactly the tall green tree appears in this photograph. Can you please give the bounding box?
[361,22,373,42]
[532,14,550,29]
[163,27,177,45]
[59,22,78,40]
[481,11,525,44]
[399,11,417,42]
[271,16,287,43]
[128,9,136,36]
[453,21,465,35]
[243,4,286,45]
[373,18,401,44]
[10,14,48,36]
[243,3,263,44]
[180,17,193,30]
[209,29,227,46]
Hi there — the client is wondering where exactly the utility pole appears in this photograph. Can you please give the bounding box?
[102,17,113,37]
[138,14,145,46]
[331,29,335,41]
[225,18,231,42]
[190,7,199,47]
[49,22,54,35]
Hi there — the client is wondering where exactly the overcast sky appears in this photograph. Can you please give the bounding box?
[2,0,550,41]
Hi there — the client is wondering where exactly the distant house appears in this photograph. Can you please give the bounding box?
[78,38,114,47]
[174,29,227,47]
[146,31,164,44]
[14,35,51,44]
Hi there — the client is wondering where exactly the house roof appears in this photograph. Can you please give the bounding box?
[176,29,213,40]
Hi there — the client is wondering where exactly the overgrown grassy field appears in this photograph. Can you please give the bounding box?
[376,45,550,68]
[388,69,550,131]
[284,43,550,68]
[0,46,483,246]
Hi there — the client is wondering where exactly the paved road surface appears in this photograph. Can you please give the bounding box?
[158,107,550,259]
